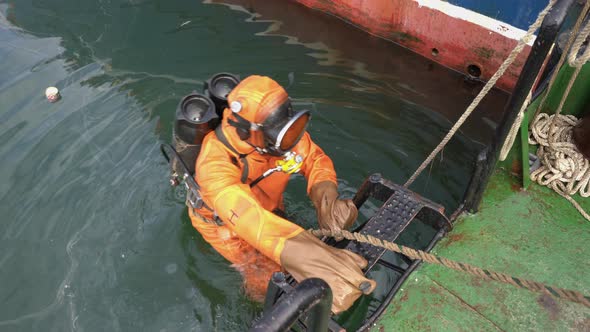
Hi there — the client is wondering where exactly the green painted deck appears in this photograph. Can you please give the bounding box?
[374,170,590,331]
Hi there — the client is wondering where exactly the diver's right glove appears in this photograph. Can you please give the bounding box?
[280,231,377,314]
[310,181,358,240]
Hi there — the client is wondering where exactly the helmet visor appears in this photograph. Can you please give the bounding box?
[262,102,310,155]
[277,110,310,151]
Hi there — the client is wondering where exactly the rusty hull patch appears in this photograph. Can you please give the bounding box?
[390,31,423,43]
[473,47,495,59]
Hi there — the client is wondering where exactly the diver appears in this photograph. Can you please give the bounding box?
[188,75,376,313]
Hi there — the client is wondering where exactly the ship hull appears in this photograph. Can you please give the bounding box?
[294,0,535,91]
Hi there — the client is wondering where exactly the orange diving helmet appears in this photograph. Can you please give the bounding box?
[226,75,311,156]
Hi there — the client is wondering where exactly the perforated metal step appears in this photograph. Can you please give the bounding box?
[345,174,452,271]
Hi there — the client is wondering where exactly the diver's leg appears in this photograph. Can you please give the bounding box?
[229,244,281,302]
[189,209,280,301]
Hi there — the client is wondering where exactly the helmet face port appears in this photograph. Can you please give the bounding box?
[261,100,311,155]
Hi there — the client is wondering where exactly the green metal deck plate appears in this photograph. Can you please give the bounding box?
[374,170,590,331]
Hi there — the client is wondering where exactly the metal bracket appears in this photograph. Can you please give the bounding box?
[184,174,205,210]
[161,144,221,225]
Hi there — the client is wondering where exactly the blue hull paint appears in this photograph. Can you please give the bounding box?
[447,0,545,30]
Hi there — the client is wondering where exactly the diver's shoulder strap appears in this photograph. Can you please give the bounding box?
[215,126,249,184]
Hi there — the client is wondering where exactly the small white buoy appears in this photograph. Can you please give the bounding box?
[45,86,60,103]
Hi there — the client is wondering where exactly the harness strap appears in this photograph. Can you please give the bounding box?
[215,126,249,184]
[161,144,220,225]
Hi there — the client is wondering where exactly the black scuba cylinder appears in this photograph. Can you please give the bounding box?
[173,93,218,175]
[204,72,241,118]
[171,73,241,175]
[175,93,218,145]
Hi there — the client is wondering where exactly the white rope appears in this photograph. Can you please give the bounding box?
[499,89,534,161]
[533,1,590,124]
[404,0,557,187]
[568,17,590,67]
[498,38,557,162]
[530,113,590,221]
[535,10,590,221]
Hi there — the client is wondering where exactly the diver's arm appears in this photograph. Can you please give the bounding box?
[297,132,338,193]
[196,138,303,264]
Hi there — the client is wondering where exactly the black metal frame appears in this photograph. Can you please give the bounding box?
[462,0,578,212]
[251,277,333,332]
[259,173,451,332]
[345,174,451,331]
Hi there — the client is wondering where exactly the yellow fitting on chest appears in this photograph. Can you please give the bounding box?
[276,152,303,174]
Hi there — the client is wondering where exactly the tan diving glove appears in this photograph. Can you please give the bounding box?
[281,231,377,314]
[310,181,358,238]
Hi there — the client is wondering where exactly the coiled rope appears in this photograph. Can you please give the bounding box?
[311,0,590,313]
[310,228,590,308]
[530,113,590,221]
[527,4,590,221]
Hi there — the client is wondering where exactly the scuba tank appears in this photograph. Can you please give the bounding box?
[204,72,241,118]
[172,93,218,175]
[171,73,241,176]
[162,73,240,223]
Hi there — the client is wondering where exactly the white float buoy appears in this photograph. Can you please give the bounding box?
[45,86,60,103]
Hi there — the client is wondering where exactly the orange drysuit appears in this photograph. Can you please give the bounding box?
[189,108,338,300]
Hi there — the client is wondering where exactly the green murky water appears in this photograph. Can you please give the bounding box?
[0,0,509,330]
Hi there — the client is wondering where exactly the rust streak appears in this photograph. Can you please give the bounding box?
[440,233,465,248]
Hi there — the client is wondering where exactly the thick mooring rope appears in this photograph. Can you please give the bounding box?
[534,0,590,122]
[404,0,557,187]
[309,229,590,308]
[568,14,590,68]
[530,113,590,221]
